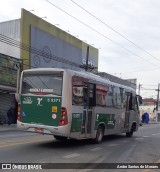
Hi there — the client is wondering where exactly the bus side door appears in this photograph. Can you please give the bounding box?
[124,92,132,130]
[125,92,138,131]
[81,83,95,138]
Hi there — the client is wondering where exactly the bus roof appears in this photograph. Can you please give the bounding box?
[22,68,135,92]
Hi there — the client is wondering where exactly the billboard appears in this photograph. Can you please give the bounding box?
[21,9,98,71]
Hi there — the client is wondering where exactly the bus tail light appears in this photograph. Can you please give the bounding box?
[17,103,21,121]
[59,107,68,126]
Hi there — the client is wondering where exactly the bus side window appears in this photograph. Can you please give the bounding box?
[132,96,138,111]
[96,84,108,107]
[106,85,113,107]
[120,88,125,108]
[72,76,83,106]
[112,86,119,108]
[129,94,133,110]
[88,84,96,108]
[116,87,123,108]
[111,86,116,107]
[125,92,133,110]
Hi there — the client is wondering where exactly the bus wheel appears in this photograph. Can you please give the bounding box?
[95,126,104,143]
[126,129,133,137]
[54,136,67,141]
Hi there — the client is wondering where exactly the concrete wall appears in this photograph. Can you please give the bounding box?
[139,105,156,121]
[0,19,20,58]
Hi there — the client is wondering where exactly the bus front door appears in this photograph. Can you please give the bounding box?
[81,83,95,138]
[125,92,132,130]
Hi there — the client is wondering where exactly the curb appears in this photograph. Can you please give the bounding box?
[0,124,19,132]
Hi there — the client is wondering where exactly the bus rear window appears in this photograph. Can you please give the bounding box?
[21,74,63,96]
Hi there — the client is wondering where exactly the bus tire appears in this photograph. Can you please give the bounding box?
[54,136,67,141]
[95,126,104,143]
[126,129,133,137]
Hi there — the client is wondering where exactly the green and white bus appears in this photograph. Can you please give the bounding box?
[16,68,141,143]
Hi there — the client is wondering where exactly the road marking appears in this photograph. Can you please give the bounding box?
[0,137,52,148]
[120,141,129,143]
[5,141,13,143]
[63,153,80,159]
[90,147,102,151]
[79,169,92,172]
[108,143,119,146]
[152,133,160,136]
[143,136,150,138]
[131,144,136,147]
[134,137,144,143]
[135,137,144,140]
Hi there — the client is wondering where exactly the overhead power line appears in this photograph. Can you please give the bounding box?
[0,34,81,68]
[70,0,160,63]
[142,85,157,87]
[120,67,159,74]
[44,0,160,68]
[140,88,157,90]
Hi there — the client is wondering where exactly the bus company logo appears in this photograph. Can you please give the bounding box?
[23,97,32,104]
[37,98,43,106]
[73,113,81,118]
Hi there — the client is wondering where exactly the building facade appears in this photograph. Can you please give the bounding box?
[0,53,20,124]
[0,9,99,124]
[20,9,99,71]
[0,9,139,124]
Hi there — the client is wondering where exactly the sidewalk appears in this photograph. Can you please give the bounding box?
[0,124,19,132]
[142,121,160,125]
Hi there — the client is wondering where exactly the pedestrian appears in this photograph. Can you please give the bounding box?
[145,112,149,124]
[142,113,145,123]
[7,107,13,125]
[142,112,149,124]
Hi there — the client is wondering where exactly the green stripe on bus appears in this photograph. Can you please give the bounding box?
[71,113,82,132]
[95,113,116,130]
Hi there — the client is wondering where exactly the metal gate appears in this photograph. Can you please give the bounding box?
[0,92,16,124]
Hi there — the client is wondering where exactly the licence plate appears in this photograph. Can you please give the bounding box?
[34,128,44,133]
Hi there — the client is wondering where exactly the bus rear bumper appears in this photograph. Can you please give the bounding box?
[17,121,70,137]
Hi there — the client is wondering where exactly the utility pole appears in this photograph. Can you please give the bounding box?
[85,46,89,72]
[138,84,142,95]
[156,83,160,122]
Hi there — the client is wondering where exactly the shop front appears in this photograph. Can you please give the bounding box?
[0,53,20,124]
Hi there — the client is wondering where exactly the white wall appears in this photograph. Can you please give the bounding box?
[0,19,20,58]
[139,105,156,121]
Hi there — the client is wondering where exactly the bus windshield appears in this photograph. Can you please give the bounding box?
[21,74,63,96]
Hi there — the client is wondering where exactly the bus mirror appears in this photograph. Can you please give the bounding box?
[15,93,20,103]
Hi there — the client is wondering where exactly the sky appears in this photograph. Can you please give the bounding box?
[0,0,160,99]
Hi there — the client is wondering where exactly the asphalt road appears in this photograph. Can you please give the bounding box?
[0,124,160,172]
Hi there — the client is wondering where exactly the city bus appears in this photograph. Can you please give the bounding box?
[16,68,141,143]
